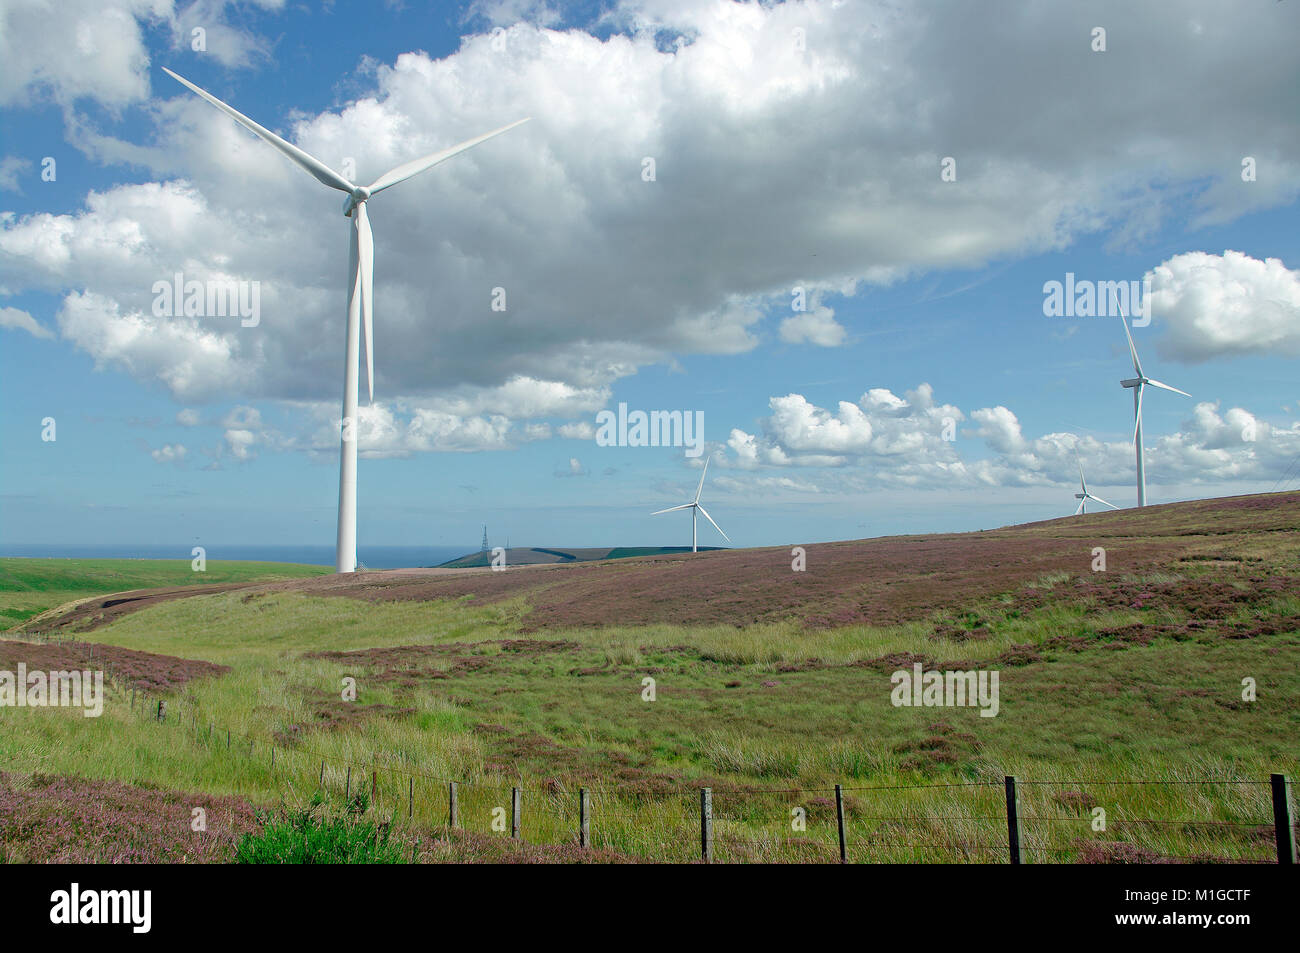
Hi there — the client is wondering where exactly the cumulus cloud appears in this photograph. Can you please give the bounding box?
[2,0,1298,465]
[721,383,1300,492]
[0,0,280,110]
[769,394,872,454]
[0,0,168,108]
[150,442,186,463]
[779,305,846,347]
[1148,250,1300,362]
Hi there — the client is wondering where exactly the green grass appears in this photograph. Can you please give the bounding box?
[0,557,329,630]
[0,555,1296,863]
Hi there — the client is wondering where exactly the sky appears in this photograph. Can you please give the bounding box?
[1,0,1298,555]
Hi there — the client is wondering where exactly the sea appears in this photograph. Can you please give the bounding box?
[0,544,473,570]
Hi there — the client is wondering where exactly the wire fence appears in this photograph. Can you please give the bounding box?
[7,633,1298,864]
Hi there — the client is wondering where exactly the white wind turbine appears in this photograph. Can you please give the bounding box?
[652,454,730,553]
[1072,454,1118,515]
[163,68,528,573]
[1114,292,1190,507]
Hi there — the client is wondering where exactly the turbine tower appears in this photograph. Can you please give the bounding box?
[652,454,729,553]
[163,68,528,573]
[1115,294,1190,507]
[1073,455,1118,515]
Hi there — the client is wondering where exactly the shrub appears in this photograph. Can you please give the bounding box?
[235,802,404,864]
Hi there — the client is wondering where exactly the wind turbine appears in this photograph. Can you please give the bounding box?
[1115,292,1190,507]
[162,67,528,573]
[652,454,729,553]
[1072,454,1118,515]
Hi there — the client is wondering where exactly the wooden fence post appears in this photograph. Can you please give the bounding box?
[579,788,590,848]
[319,761,325,786]
[701,787,713,863]
[1004,776,1023,865]
[835,784,847,863]
[156,699,165,722]
[511,787,521,839]
[449,782,459,828]
[226,729,230,749]
[1271,773,1295,865]
[345,766,351,803]
[371,769,377,810]
[409,777,414,820]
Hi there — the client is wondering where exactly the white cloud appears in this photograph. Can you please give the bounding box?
[176,407,199,425]
[0,0,168,108]
[970,406,1026,455]
[3,1,1299,465]
[720,382,1300,492]
[555,455,587,477]
[170,0,285,69]
[55,288,249,400]
[769,393,872,453]
[150,442,186,462]
[0,305,53,338]
[1149,250,1300,362]
[0,0,281,111]
[779,304,846,347]
[0,155,30,193]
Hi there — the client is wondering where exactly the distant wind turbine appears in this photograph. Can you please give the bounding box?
[1115,292,1190,507]
[162,67,529,573]
[652,454,729,553]
[1073,455,1118,515]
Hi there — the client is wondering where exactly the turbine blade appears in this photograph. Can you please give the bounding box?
[651,503,693,515]
[162,67,354,193]
[1145,378,1192,398]
[1089,494,1120,510]
[1133,384,1144,446]
[1076,456,1087,493]
[1112,293,1144,379]
[1074,499,1085,516]
[695,504,730,542]
[694,454,710,504]
[356,204,374,404]
[366,118,531,195]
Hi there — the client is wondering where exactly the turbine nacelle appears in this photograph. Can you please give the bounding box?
[343,187,371,217]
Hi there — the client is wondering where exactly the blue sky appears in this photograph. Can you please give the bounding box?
[1,0,1298,555]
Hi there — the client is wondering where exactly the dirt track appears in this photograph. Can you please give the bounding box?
[19,491,1300,634]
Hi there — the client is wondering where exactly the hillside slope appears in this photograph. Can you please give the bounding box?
[20,491,1300,636]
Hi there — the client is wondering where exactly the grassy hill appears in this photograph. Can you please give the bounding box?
[0,558,329,632]
[1,492,1296,863]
